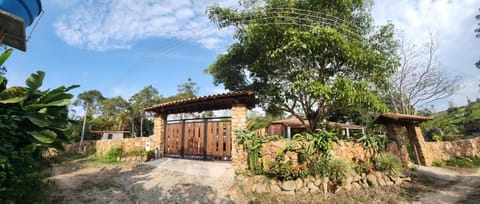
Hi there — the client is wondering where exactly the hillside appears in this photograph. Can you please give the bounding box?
[422,100,480,138]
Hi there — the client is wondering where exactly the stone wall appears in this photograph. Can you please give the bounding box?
[260,140,400,165]
[64,136,161,156]
[231,104,248,170]
[422,137,480,165]
[237,171,410,195]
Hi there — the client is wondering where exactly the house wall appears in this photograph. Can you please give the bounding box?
[100,132,124,140]
[266,123,286,137]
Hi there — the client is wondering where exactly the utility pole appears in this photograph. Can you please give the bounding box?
[78,104,88,153]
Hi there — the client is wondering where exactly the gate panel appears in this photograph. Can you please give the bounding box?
[164,117,231,160]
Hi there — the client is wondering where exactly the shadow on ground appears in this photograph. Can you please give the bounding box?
[42,162,233,204]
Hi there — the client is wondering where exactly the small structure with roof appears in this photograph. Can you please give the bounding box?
[91,130,130,140]
[145,91,255,168]
[373,112,433,167]
[266,117,365,139]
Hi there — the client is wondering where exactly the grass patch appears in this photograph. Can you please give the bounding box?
[51,152,89,163]
[431,159,446,167]
[103,146,123,163]
[444,156,480,168]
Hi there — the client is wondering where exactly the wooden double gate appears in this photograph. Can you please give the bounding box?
[164,117,232,160]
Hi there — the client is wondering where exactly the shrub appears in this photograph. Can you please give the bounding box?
[104,146,123,163]
[328,158,352,182]
[0,61,78,203]
[351,158,373,175]
[374,153,402,176]
[127,149,146,157]
[432,159,446,167]
[446,157,474,168]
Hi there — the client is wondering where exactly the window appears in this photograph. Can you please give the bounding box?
[108,133,113,139]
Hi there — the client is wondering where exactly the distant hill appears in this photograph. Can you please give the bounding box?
[422,100,480,138]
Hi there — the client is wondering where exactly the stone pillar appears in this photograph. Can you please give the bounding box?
[231,104,248,170]
[153,113,167,157]
[406,125,428,165]
[386,123,410,167]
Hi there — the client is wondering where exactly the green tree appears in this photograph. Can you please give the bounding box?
[129,85,162,136]
[176,77,199,99]
[99,96,131,131]
[206,0,398,131]
[73,90,105,149]
[0,66,78,202]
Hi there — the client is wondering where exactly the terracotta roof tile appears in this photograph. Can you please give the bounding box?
[144,91,255,114]
[373,112,433,125]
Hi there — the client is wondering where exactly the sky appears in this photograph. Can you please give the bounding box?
[3,0,480,112]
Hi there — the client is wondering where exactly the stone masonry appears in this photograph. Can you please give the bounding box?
[153,113,166,157]
[231,104,248,170]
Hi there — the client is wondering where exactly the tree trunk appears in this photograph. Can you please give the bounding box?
[78,105,89,153]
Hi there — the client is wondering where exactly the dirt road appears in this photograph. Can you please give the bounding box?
[410,166,480,204]
[44,158,237,204]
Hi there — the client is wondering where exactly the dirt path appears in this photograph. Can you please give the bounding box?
[411,166,480,204]
[44,158,239,204]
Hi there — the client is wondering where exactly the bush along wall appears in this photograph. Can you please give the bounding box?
[234,129,409,194]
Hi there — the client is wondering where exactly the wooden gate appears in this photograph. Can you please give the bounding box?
[164,117,232,160]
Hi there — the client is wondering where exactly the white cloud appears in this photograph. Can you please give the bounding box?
[54,0,236,51]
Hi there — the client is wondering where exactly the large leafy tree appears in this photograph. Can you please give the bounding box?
[207,0,398,131]
[0,49,78,202]
[99,96,131,131]
[129,85,162,136]
[73,90,105,145]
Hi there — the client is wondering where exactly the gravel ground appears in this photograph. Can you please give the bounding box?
[44,158,238,204]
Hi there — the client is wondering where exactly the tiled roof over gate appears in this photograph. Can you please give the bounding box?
[144,91,255,115]
[373,112,433,125]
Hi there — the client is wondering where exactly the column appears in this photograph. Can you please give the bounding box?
[153,113,167,157]
[386,123,410,167]
[406,125,428,165]
[231,104,248,170]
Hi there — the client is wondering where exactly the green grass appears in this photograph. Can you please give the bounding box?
[433,156,480,169]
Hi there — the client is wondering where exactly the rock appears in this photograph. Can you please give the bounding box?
[352,182,361,190]
[243,178,255,192]
[402,177,411,182]
[282,190,295,195]
[344,183,353,191]
[334,186,343,194]
[377,174,386,186]
[236,174,248,183]
[387,175,396,182]
[394,177,403,185]
[322,183,328,194]
[322,177,330,184]
[308,183,320,193]
[270,183,282,193]
[385,176,394,185]
[280,180,297,191]
[346,176,353,185]
[360,182,369,189]
[295,178,304,189]
[366,174,378,187]
[314,178,322,186]
[296,187,310,194]
[253,175,264,184]
[353,175,362,182]
[255,183,269,193]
